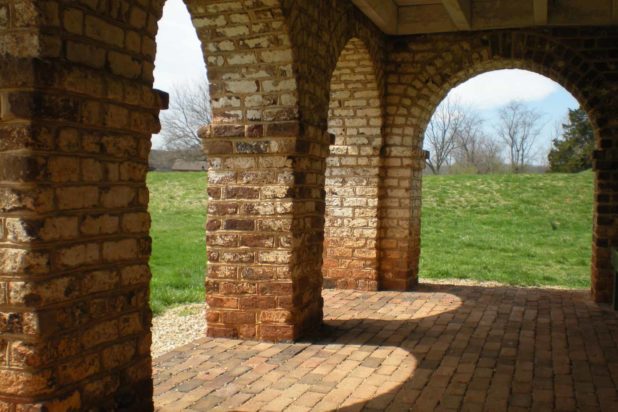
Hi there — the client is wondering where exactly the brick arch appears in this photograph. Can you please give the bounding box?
[387,32,608,152]
[0,0,309,410]
[327,15,386,119]
[280,0,386,131]
[183,0,300,126]
[416,61,599,150]
[409,35,606,152]
[179,1,315,344]
[382,31,616,302]
[323,37,383,291]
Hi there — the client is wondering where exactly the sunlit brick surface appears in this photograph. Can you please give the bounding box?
[154,286,618,411]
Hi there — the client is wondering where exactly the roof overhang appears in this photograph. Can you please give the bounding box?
[351,0,618,35]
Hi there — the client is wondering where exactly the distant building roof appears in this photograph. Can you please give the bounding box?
[172,160,207,171]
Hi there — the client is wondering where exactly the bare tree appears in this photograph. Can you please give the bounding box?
[453,111,484,166]
[424,97,466,174]
[452,113,503,174]
[495,101,544,173]
[160,79,212,151]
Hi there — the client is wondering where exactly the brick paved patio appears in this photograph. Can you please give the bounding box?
[153,284,618,411]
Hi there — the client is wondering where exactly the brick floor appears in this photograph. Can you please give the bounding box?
[153,284,618,411]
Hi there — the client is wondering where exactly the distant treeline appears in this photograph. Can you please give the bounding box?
[149,149,205,171]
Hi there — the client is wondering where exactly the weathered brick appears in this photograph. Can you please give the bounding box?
[224,219,255,231]
[56,186,98,210]
[260,310,292,323]
[240,234,275,248]
[102,239,138,262]
[204,140,234,154]
[102,341,135,369]
[81,320,118,349]
[57,354,100,384]
[56,243,99,268]
[225,187,260,199]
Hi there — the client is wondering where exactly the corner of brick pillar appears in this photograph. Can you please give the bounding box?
[378,146,425,291]
[0,95,156,411]
[201,121,323,342]
[591,147,617,304]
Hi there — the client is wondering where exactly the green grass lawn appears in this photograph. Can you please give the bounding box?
[147,170,594,314]
[420,171,594,288]
[148,172,207,315]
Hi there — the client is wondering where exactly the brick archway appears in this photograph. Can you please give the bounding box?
[323,37,383,291]
[381,31,617,302]
[1,2,618,410]
[190,0,311,343]
[0,0,314,409]
[0,1,393,408]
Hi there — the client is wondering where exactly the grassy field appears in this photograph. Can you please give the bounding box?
[148,172,207,315]
[147,170,594,314]
[420,171,594,288]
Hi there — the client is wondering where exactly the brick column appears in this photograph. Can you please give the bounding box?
[377,146,425,290]
[592,101,618,302]
[0,1,161,408]
[323,38,382,291]
[203,121,323,341]
[0,66,161,411]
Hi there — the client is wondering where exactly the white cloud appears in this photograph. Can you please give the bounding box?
[447,69,560,110]
[153,0,207,93]
[152,0,208,148]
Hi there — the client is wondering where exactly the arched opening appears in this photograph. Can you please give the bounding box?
[323,38,383,291]
[148,0,209,357]
[419,68,595,291]
[380,31,613,301]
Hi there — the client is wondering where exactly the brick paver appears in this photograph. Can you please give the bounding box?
[153,285,618,411]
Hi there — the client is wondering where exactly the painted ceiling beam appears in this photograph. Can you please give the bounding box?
[441,0,471,30]
[351,0,398,35]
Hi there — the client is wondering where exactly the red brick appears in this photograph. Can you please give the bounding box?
[259,324,295,341]
[223,219,255,231]
[212,125,244,137]
[221,311,256,324]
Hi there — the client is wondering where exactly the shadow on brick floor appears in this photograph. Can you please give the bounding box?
[154,284,618,411]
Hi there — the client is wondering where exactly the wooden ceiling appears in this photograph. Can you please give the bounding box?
[351,0,618,35]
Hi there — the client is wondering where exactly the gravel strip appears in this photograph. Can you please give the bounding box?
[423,278,585,290]
[151,304,206,359]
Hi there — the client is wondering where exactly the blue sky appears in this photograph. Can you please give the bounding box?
[445,71,580,162]
[528,87,580,155]
[153,0,580,156]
